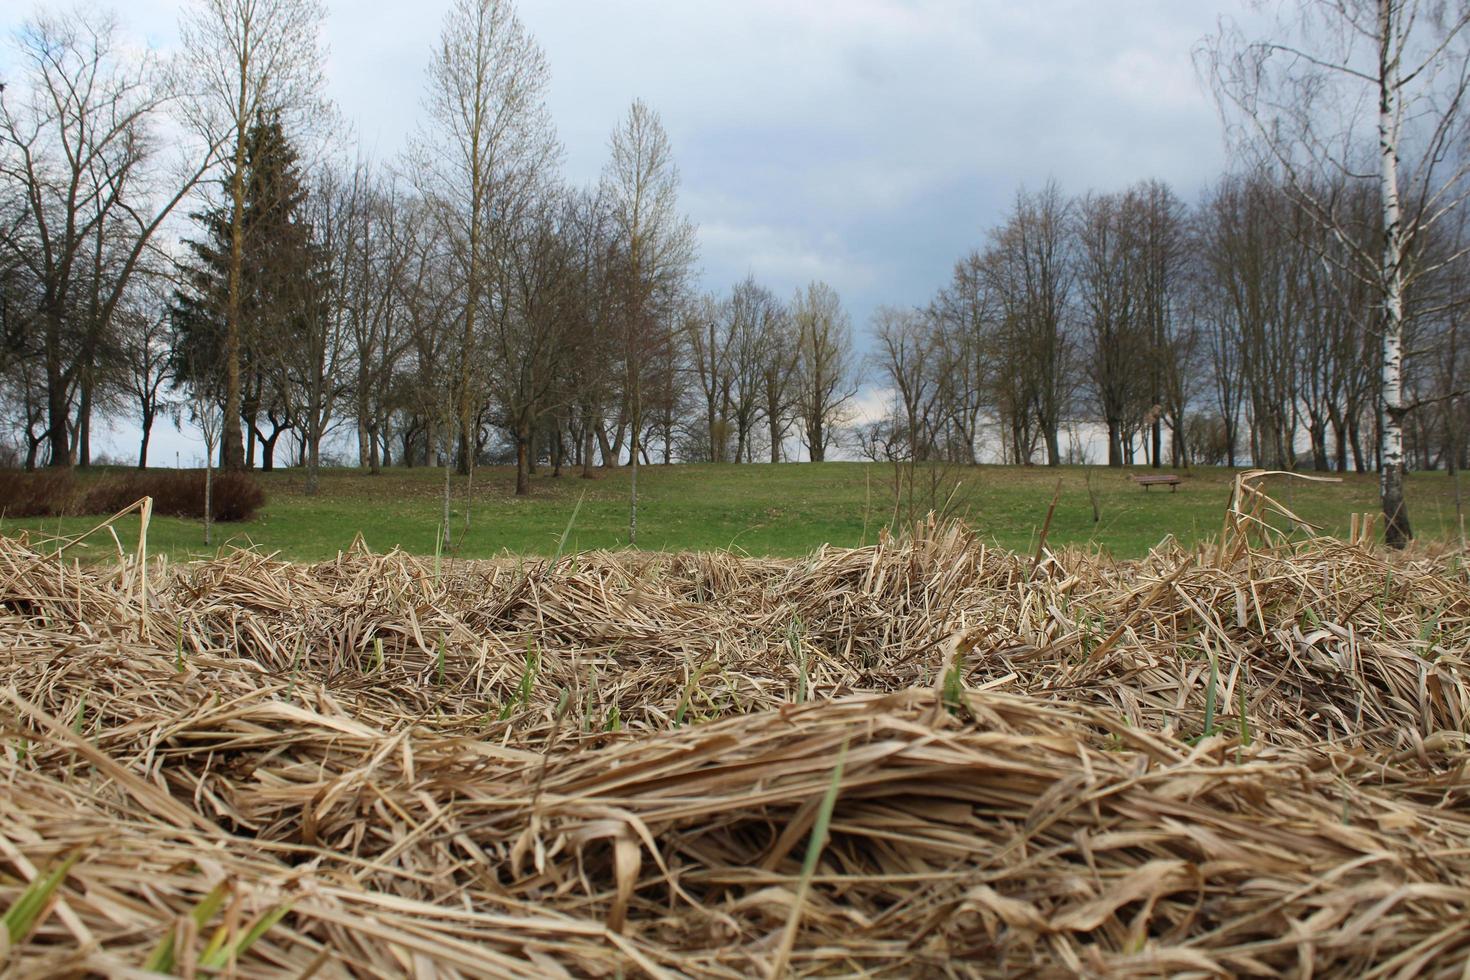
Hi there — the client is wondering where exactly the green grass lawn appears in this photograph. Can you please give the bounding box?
[4,461,1467,562]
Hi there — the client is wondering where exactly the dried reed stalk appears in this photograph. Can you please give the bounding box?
[1,483,1467,976]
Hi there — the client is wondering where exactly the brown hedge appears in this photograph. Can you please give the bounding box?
[79,470,264,522]
[0,468,79,518]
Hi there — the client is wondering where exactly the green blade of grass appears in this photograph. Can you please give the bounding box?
[143,880,231,973]
[551,490,587,565]
[199,903,293,972]
[768,738,848,978]
[674,658,718,727]
[3,850,81,954]
[1202,648,1219,738]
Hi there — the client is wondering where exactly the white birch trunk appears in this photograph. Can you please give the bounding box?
[1378,0,1413,548]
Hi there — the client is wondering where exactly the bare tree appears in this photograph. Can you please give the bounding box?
[1203,0,1470,547]
[2,9,207,468]
[1076,191,1146,466]
[756,294,798,463]
[415,0,558,490]
[721,278,779,462]
[685,293,734,462]
[561,186,618,478]
[1130,180,1190,467]
[870,305,939,461]
[602,99,695,543]
[177,0,328,470]
[494,194,578,495]
[791,281,857,462]
[293,167,353,495]
[337,164,413,475]
[115,273,174,468]
[986,184,1075,465]
[928,253,995,464]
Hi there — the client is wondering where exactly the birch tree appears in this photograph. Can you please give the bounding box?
[177,0,328,470]
[1203,0,1470,547]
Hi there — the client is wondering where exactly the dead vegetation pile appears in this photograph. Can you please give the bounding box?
[2,474,1468,976]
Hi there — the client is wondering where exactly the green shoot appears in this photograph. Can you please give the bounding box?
[551,490,586,566]
[498,640,539,720]
[3,850,80,953]
[144,880,231,973]
[1202,648,1219,739]
[1377,569,1393,621]
[198,903,293,971]
[788,618,807,703]
[285,636,303,700]
[674,658,717,727]
[942,657,966,716]
[770,739,849,976]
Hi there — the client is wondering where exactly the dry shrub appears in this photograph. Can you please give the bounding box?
[80,469,264,522]
[1,487,1468,976]
[0,467,78,517]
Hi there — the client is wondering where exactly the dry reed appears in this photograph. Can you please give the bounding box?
[1,476,1468,976]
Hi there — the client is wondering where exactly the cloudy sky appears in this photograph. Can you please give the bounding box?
[5,0,1254,463]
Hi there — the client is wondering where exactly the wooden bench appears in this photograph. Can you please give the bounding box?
[1134,474,1182,492]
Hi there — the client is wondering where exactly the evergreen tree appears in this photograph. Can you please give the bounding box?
[170,113,316,469]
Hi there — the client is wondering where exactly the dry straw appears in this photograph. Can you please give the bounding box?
[2,476,1468,976]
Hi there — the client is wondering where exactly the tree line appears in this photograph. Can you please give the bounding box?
[0,0,864,494]
[867,173,1467,483]
[3,0,1469,549]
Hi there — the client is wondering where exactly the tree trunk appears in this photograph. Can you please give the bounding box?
[597,424,615,467]
[456,427,471,476]
[44,350,69,468]
[1378,0,1412,549]
[138,407,154,469]
[629,433,639,546]
[306,430,320,496]
[515,427,530,496]
[441,422,452,542]
[582,413,596,479]
[1350,414,1366,472]
[222,132,246,472]
[1107,419,1123,467]
[77,380,92,467]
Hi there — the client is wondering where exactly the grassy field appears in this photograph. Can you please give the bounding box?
[3,460,1467,561]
